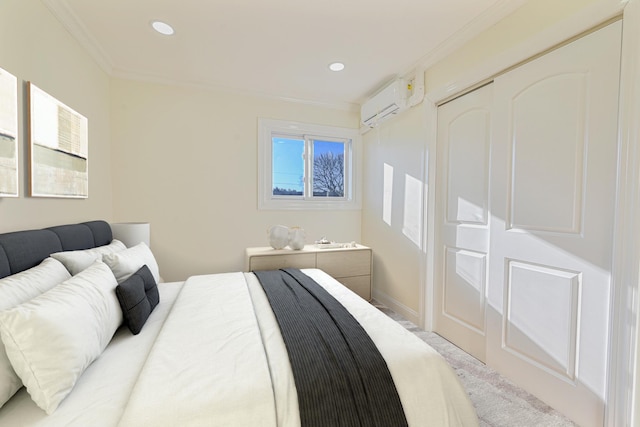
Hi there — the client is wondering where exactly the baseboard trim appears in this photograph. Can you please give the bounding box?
[372,289,420,326]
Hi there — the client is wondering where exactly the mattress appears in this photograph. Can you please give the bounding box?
[0,269,478,426]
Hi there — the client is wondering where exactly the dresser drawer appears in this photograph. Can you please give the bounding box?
[249,253,316,271]
[316,249,371,278]
[338,275,371,300]
[246,245,372,301]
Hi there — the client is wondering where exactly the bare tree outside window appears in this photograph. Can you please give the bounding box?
[313,151,344,197]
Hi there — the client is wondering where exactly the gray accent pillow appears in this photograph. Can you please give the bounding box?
[115,265,159,334]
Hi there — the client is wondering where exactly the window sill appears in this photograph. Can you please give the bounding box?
[258,198,362,211]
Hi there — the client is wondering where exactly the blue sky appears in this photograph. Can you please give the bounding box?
[272,137,304,191]
[272,137,343,192]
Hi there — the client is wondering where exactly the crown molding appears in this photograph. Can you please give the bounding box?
[41,0,114,75]
[110,68,360,113]
[401,0,528,78]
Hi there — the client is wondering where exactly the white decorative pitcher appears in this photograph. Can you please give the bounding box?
[268,225,289,249]
[288,227,306,250]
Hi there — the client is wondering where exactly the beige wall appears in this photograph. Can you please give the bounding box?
[110,79,360,281]
[361,105,427,320]
[0,0,113,232]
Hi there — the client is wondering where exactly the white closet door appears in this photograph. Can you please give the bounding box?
[487,21,622,427]
[434,84,493,362]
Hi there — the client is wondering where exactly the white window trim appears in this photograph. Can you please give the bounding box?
[258,118,362,210]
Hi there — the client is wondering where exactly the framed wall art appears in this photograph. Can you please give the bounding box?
[0,67,18,197]
[28,82,88,198]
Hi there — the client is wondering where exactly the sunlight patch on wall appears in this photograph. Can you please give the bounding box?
[403,174,423,248]
[383,163,393,226]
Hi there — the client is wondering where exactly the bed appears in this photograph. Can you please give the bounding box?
[0,220,478,426]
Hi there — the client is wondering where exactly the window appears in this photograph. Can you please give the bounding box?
[258,118,361,210]
[272,135,347,198]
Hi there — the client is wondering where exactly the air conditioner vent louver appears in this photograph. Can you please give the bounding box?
[360,79,408,128]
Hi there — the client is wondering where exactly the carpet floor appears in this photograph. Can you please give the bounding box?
[373,301,578,427]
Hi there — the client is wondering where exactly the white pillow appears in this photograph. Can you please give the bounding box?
[51,239,126,275]
[0,257,71,408]
[0,260,121,414]
[102,242,160,284]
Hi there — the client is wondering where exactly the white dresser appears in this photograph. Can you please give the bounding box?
[245,244,372,300]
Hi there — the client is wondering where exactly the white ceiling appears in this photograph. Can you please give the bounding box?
[43,0,524,110]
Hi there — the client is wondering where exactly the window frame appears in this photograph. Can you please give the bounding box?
[258,118,361,210]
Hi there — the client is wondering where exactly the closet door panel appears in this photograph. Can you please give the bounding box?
[434,83,493,362]
[487,21,622,427]
[510,73,587,233]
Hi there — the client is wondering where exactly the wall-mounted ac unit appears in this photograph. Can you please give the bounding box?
[360,79,408,128]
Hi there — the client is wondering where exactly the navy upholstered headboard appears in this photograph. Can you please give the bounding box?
[0,220,112,279]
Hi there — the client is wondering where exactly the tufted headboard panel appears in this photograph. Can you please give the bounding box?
[0,220,112,279]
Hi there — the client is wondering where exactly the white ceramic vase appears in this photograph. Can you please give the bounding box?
[288,227,306,250]
[268,225,289,249]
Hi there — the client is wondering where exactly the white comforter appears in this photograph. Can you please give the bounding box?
[0,269,478,426]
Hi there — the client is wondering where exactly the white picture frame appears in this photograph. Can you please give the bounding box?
[28,82,88,198]
[0,67,18,197]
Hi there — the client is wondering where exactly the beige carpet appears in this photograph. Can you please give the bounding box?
[373,301,577,427]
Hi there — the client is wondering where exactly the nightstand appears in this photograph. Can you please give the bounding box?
[245,244,372,300]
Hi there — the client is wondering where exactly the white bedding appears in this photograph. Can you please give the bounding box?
[0,282,184,427]
[0,269,478,427]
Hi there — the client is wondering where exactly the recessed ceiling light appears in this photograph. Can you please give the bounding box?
[151,20,175,36]
[329,62,345,72]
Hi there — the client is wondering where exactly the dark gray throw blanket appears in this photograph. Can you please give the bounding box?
[253,268,408,427]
